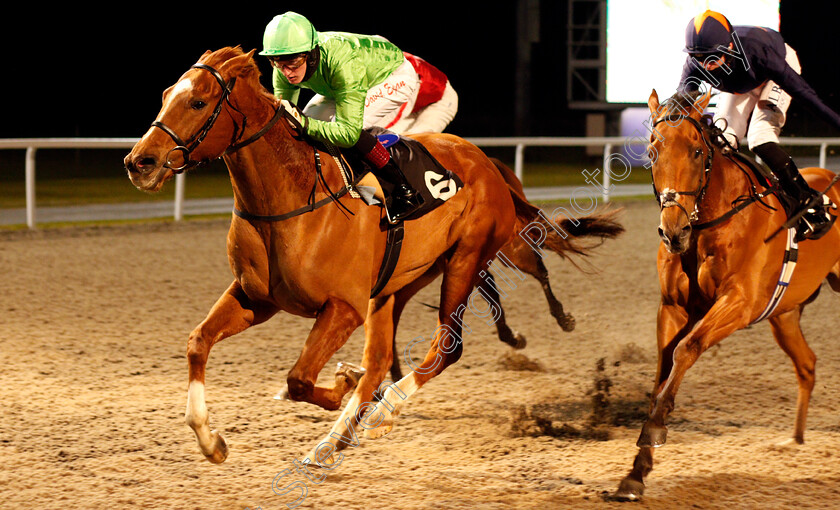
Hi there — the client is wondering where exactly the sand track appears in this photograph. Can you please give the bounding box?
[2,200,839,509]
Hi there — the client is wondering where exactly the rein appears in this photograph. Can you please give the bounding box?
[233,147,360,222]
[651,114,773,231]
[691,190,773,230]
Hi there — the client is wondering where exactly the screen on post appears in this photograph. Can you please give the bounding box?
[606,0,780,104]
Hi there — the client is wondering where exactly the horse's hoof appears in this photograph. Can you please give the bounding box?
[336,361,366,387]
[560,314,576,332]
[637,421,667,448]
[363,419,394,440]
[499,326,526,349]
[773,437,804,449]
[273,387,291,400]
[203,430,228,464]
[511,332,527,349]
[303,445,337,469]
[608,477,645,502]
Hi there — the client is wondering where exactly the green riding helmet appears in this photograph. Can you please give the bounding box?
[260,11,319,56]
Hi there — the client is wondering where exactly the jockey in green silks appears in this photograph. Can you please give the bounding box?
[260,11,459,222]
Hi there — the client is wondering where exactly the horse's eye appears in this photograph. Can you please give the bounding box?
[694,148,703,159]
[191,100,207,111]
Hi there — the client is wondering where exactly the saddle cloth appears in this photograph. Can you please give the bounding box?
[338,127,464,221]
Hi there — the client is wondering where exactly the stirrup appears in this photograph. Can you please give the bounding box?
[384,190,424,224]
[795,195,836,241]
[810,194,836,212]
[384,202,409,224]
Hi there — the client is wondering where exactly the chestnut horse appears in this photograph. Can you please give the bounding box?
[124,46,588,464]
[613,88,840,500]
[485,158,610,343]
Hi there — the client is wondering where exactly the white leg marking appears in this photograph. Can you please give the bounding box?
[185,381,213,451]
[362,372,420,439]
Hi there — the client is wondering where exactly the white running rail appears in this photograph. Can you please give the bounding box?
[1,136,838,228]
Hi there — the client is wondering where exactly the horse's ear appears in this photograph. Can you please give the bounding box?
[693,89,713,115]
[648,89,660,117]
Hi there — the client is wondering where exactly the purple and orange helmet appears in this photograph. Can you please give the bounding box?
[685,10,733,55]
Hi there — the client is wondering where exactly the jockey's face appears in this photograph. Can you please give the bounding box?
[268,54,308,84]
[691,42,733,71]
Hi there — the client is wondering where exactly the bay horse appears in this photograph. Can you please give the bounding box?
[123,46,604,465]
[613,88,840,500]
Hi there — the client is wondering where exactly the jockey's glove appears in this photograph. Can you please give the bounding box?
[719,130,739,154]
[280,99,309,134]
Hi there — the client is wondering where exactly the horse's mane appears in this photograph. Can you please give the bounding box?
[197,46,279,106]
[195,46,315,189]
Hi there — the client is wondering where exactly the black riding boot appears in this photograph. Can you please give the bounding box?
[753,142,834,240]
[376,159,424,221]
[355,130,424,222]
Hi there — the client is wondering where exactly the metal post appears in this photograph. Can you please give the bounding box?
[25,147,37,229]
[820,143,827,170]
[514,143,525,181]
[602,143,612,203]
[174,172,185,221]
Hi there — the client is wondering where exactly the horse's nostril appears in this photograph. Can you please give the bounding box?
[139,156,157,169]
[125,156,157,174]
[127,156,158,174]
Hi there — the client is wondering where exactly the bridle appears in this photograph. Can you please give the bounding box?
[650,114,715,224]
[650,113,774,232]
[150,60,356,223]
[150,63,284,172]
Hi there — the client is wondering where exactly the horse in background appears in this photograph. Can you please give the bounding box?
[614,88,840,500]
[386,157,625,380]
[485,157,623,343]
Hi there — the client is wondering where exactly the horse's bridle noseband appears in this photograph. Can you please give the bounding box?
[150,63,285,172]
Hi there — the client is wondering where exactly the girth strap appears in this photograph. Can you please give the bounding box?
[751,227,799,324]
[369,222,405,299]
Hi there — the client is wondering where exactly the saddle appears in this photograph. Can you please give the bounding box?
[714,137,837,241]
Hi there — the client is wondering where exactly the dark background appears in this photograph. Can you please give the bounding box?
[2,1,839,140]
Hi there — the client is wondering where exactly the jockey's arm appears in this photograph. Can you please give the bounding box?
[305,88,366,147]
[303,56,368,148]
[766,60,840,132]
[676,58,702,93]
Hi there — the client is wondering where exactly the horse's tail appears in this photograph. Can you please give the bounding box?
[490,157,625,262]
